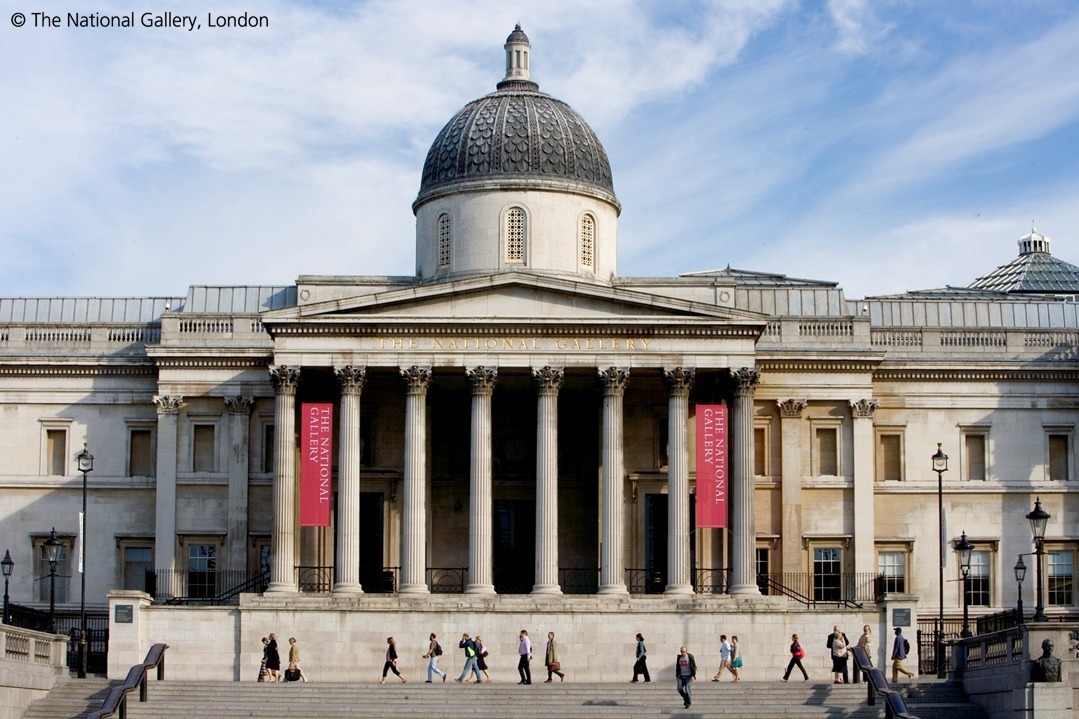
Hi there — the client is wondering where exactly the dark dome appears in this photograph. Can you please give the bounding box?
[414,87,618,210]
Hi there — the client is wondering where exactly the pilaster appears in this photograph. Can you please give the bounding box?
[223,395,253,572]
[152,394,183,575]
[851,398,879,577]
[778,398,807,574]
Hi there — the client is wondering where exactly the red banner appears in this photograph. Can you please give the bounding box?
[695,404,728,528]
[300,403,333,527]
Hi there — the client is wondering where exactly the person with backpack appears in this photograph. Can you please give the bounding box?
[456,633,482,683]
[891,627,914,682]
[423,632,446,683]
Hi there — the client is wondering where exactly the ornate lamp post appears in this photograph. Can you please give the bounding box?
[1013,555,1026,623]
[955,532,974,638]
[44,528,61,633]
[2,549,13,625]
[931,443,948,675]
[75,444,93,678]
[1026,498,1050,622]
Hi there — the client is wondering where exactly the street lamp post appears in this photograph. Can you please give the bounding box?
[931,443,948,676]
[1013,555,1027,623]
[955,532,974,638]
[1026,498,1050,622]
[76,444,94,679]
[44,528,61,634]
[2,549,13,625]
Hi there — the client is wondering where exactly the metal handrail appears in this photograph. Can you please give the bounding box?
[85,642,168,719]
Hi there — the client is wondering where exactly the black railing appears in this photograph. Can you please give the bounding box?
[916,618,962,675]
[86,642,168,719]
[626,568,666,594]
[760,572,880,607]
[559,568,599,594]
[6,604,109,674]
[694,568,730,594]
[151,570,268,605]
[296,566,333,593]
[428,567,466,593]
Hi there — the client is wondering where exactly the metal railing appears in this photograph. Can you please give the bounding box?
[428,567,466,594]
[150,569,268,605]
[5,604,109,673]
[758,572,880,607]
[86,643,168,719]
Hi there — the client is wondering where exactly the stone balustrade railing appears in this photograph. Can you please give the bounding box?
[0,624,69,719]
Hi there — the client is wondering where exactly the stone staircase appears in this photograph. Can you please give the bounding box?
[23,678,988,719]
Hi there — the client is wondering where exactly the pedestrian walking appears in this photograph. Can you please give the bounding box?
[455,633,482,683]
[853,625,872,683]
[544,631,565,682]
[517,629,532,684]
[266,633,281,682]
[379,636,406,684]
[631,633,650,682]
[675,645,696,708]
[258,637,271,682]
[782,633,809,681]
[287,637,308,682]
[423,632,446,683]
[712,634,733,681]
[828,626,850,683]
[730,635,742,681]
[891,627,914,682]
[475,635,491,683]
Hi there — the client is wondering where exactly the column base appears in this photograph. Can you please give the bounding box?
[332,583,364,594]
[728,583,761,596]
[464,584,496,595]
[597,584,629,596]
[531,584,563,595]
[398,584,430,595]
[664,584,694,596]
[264,582,298,594]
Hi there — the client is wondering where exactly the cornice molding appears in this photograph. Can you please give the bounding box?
[266,323,761,339]
[874,368,1079,382]
[154,358,271,369]
[758,359,881,373]
[0,365,156,377]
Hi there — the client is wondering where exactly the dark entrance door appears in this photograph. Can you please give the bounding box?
[493,499,535,594]
[645,494,668,593]
[359,492,389,592]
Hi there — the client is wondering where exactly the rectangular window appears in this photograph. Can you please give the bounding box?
[262,423,275,474]
[46,429,67,476]
[877,434,902,482]
[35,538,71,603]
[192,424,216,473]
[753,427,767,476]
[756,547,770,595]
[122,546,153,591]
[1048,550,1073,606]
[964,433,987,481]
[128,429,155,477]
[965,550,991,607]
[187,544,217,599]
[878,550,906,593]
[1048,434,1070,481]
[816,428,838,476]
[813,547,841,602]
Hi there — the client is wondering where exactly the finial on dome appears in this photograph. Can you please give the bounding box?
[498,23,539,91]
[1019,222,1051,256]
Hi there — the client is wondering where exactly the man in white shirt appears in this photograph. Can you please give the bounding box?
[517,629,532,684]
[712,635,733,681]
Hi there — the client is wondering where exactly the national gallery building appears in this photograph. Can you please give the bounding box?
[1,27,1077,680]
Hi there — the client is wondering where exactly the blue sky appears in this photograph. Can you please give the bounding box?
[2,0,1078,300]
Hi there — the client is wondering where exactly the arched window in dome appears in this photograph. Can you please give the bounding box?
[506,207,526,264]
[579,214,595,271]
[437,213,452,269]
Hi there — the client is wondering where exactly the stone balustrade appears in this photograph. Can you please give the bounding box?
[0,624,69,719]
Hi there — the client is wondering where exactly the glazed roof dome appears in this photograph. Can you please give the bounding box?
[414,25,618,212]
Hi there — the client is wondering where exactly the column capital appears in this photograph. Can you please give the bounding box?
[778,398,808,418]
[531,366,564,395]
[400,365,433,394]
[662,367,695,395]
[850,398,879,418]
[335,365,367,395]
[224,395,254,415]
[153,395,184,414]
[731,367,761,395]
[269,365,301,395]
[466,366,498,395]
[598,366,630,395]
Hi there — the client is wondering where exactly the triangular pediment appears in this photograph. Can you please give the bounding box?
[261,273,767,328]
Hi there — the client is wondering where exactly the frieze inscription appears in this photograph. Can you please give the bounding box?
[376,336,652,351]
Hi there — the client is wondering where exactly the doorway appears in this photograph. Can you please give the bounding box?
[493,499,535,593]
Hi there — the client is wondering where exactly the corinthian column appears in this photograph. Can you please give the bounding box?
[532,366,564,595]
[466,366,497,594]
[267,366,300,593]
[598,367,629,595]
[224,395,253,572]
[334,366,367,593]
[153,395,183,578]
[399,366,432,594]
[778,398,808,574]
[663,367,694,595]
[729,367,761,595]
[851,399,879,578]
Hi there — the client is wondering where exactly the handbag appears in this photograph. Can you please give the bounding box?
[550,661,561,672]
[794,648,806,659]
[731,656,743,669]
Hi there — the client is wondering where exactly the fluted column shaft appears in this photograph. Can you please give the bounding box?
[729,367,761,595]
[334,366,366,593]
[599,367,629,594]
[466,367,497,594]
[399,366,432,594]
[664,368,694,595]
[267,366,300,593]
[224,396,253,572]
[532,366,564,595]
[152,395,183,576]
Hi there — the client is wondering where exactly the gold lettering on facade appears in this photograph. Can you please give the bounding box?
[375,336,654,351]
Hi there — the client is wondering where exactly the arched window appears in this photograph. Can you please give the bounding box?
[506,207,526,263]
[437,213,452,269]
[579,214,595,270]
